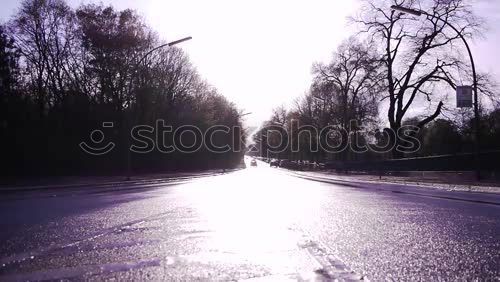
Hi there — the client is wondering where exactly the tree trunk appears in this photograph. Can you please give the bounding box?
[390,123,404,159]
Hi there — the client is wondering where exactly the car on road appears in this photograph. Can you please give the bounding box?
[270,159,280,167]
[279,160,302,170]
[250,159,257,167]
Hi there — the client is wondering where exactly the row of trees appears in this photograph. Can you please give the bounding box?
[0,0,245,176]
[253,0,498,162]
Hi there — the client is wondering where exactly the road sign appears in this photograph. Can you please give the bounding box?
[457,86,473,108]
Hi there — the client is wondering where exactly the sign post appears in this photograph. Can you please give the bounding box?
[456,85,481,180]
[456,86,473,108]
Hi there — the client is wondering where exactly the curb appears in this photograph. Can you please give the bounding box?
[0,171,233,193]
[289,172,500,206]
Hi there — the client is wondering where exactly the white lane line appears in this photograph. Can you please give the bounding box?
[291,226,369,282]
[298,239,368,281]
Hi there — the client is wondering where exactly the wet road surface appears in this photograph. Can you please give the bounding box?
[0,162,499,281]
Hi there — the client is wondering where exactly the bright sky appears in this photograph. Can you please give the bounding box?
[1,0,499,126]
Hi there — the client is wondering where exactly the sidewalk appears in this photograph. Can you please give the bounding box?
[0,169,234,193]
[289,170,500,206]
[293,170,500,193]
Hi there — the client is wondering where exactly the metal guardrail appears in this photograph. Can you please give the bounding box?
[324,150,500,172]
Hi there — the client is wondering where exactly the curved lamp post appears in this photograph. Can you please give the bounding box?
[391,5,481,180]
[126,36,192,180]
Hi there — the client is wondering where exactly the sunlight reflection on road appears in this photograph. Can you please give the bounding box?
[179,161,325,278]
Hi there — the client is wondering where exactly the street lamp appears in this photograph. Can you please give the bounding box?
[390,5,422,16]
[134,37,192,68]
[239,112,252,117]
[126,36,192,180]
[391,5,481,180]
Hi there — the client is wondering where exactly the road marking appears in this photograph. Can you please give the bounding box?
[296,233,368,281]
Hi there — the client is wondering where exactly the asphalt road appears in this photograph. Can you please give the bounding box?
[0,160,499,281]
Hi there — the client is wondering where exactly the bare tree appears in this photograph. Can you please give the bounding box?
[76,4,153,112]
[9,0,81,116]
[354,0,484,157]
[3,0,246,174]
[312,37,381,131]
[135,46,198,122]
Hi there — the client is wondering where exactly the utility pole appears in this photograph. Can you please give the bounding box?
[125,37,192,180]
